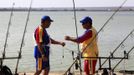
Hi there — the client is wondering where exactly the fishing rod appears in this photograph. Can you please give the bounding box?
[81,0,128,55]
[100,29,134,69]
[112,46,134,71]
[64,58,78,75]
[78,31,134,74]
[72,0,82,75]
[1,3,15,67]
[14,0,33,74]
[72,0,82,74]
[64,0,83,74]
[64,0,128,74]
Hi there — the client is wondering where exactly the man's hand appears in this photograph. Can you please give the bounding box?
[61,42,65,47]
[65,36,70,40]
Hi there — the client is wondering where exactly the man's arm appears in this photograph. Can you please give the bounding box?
[77,30,92,43]
[65,36,78,43]
[65,30,92,43]
[50,38,65,46]
[37,43,44,55]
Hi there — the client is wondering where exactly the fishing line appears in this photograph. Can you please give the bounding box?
[62,47,65,58]
[14,0,33,74]
[1,2,15,66]
[121,44,125,49]
[130,31,134,38]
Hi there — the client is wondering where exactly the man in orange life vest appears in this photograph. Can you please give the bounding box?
[65,16,99,75]
[34,16,65,75]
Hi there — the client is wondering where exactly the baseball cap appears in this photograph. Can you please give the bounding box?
[80,16,92,24]
[41,16,53,22]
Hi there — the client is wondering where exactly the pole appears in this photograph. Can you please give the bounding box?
[1,2,15,67]
[72,0,82,74]
[14,0,33,74]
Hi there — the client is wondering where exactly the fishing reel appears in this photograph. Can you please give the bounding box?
[67,72,73,75]
[101,68,117,75]
[0,65,13,75]
[75,61,79,70]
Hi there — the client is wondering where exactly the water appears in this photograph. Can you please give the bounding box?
[0,11,134,73]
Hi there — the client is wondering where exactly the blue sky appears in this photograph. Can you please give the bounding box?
[0,0,134,8]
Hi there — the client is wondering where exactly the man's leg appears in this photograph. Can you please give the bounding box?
[42,47,50,75]
[84,60,90,75]
[42,68,49,75]
[34,70,42,75]
[34,58,42,75]
[42,58,50,75]
[90,60,97,75]
[92,60,97,74]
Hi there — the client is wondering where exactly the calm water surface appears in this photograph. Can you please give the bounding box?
[0,11,134,73]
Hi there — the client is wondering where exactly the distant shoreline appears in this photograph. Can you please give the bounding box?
[0,7,134,12]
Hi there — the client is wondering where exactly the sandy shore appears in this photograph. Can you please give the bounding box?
[18,71,132,75]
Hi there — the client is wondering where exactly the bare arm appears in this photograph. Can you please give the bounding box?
[65,30,92,43]
[65,36,78,43]
[50,38,65,46]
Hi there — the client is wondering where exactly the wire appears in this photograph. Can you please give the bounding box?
[62,47,65,58]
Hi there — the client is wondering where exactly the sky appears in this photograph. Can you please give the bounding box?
[0,0,134,8]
